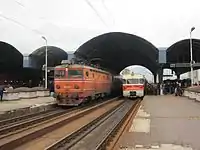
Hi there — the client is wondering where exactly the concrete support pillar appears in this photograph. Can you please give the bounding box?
[158,68,163,95]
[154,74,157,84]
[158,68,163,84]
[177,74,180,80]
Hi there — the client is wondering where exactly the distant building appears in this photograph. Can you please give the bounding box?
[158,47,167,64]
[163,69,177,81]
[121,68,132,75]
[23,53,36,68]
[181,69,200,84]
[67,51,75,61]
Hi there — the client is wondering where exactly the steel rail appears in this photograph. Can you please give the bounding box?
[95,99,141,150]
[45,100,125,150]
[0,97,119,150]
[0,108,58,127]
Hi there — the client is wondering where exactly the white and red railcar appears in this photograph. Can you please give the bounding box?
[122,74,146,100]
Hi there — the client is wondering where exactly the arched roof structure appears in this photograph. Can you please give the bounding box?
[0,41,23,71]
[30,46,68,68]
[167,39,200,74]
[75,32,159,74]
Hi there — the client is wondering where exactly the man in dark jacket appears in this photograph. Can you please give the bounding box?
[0,85,5,102]
[49,81,54,97]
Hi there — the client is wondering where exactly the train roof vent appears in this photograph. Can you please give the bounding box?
[61,60,71,65]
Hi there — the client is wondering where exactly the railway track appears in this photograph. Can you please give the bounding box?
[0,97,115,139]
[102,98,141,150]
[0,108,59,127]
[0,97,120,150]
[0,109,69,138]
[45,99,141,150]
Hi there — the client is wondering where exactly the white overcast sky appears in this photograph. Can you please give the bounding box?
[1,0,200,80]
[0,0,200,54]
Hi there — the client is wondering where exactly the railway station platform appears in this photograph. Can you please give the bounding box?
[0,97,56,120]
[116,95,200,150]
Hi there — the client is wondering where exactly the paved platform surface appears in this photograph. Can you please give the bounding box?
[0,97,56,113]
[0,97,56,120]
[117,95,200,150]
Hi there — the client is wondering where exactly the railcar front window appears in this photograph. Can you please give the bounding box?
[122,79,126,84]
[127,79,144,84]
[54,70,65,78]
[139,79,145,84]
[68,70,83,78]
[127,79,138,84]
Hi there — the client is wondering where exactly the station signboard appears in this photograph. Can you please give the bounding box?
[169,63,200,68]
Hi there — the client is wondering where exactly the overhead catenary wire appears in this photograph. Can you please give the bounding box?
[101,0,115,26]
[84,0,108,28]
[5,0,111,41]
[0,11,59,42]
[14,0,108,28]
[1,0,48,37]
[14,0,25,7]
[0,13,43,35]
[12,0,109,30]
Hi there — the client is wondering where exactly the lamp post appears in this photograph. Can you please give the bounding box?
[190,27,195,86]
[42,36,48,89]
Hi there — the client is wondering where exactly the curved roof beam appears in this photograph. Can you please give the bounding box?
[75,32,159,74]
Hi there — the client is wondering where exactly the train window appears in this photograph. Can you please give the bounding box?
[86,71,89,77]
[54,70,65,78]
[127,79,137,84]
[68,69,83,78]
[127,79,145,84]
[92,73,94,78]
[139,79,145,84]
[122,79,126,84]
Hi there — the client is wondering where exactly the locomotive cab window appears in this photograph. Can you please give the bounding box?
[85,71,89,77]
[54,70,65,78]
[68,69,83,78]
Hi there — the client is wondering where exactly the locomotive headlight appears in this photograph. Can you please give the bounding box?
[64,85,71,89]
[56,85,60,89]
[74,84,79,89]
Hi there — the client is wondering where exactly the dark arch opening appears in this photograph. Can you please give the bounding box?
[0,41,23,70]
[74,32,159,74]
[30,46,68,68]
[0,41,24,85]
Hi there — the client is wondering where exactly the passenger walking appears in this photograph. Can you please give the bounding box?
[175,81,182,96]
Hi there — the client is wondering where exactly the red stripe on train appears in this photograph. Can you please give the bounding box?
[123,85,144,90]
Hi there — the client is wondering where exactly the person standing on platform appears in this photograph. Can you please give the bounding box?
[49,81,54,97]
[0,85,5,102]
